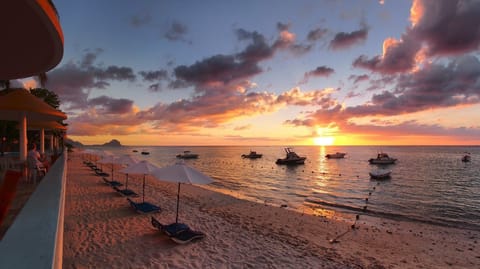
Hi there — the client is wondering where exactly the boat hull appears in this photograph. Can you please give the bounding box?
[326,153,346,159]
[241,154,262,159]
[368,159,396,164]
[369,170,391,179]
[176,154,199,159]
[275,157,306,165]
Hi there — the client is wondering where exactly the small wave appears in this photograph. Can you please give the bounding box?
[304,198,480,231]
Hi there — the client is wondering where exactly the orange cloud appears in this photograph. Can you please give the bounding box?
[410,0,424,26]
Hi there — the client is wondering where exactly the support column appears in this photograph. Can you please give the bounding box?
[40,128,45,154]
[19,112,27,161]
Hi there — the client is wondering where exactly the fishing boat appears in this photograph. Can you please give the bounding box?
[141,151,150,155]
[461,152,471,162]
[275,148,306,165]
[132,150,138,153]
[369,169,392,180]
[176,151,199,159]
[325,152,346,159]
[241,151,263,159]
[368,152,397,165]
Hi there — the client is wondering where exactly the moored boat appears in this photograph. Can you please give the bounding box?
[275,148,306,165]
[325,152,346,159]
[141,150,149,155]
[369,169,392,180]
[241,151,263,159]
[176,151,199,159]
[368,152,397,165]
[461,152,471,162]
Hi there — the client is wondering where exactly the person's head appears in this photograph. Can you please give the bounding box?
[30,143,37,150]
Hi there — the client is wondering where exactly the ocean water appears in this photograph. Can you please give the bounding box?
[90,145,480,231]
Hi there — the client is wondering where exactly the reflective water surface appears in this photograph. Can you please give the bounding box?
[97,145,480,230]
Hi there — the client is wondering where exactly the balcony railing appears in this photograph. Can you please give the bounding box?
[0,150,67,269]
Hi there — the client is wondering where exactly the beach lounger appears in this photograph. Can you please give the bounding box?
[112,186,138,197]
[170,229,206,244]
[103,177,123,187]
[95,169,109,177]
[151,217,205,244]
[151,216,189,236]
[127,198,160,214]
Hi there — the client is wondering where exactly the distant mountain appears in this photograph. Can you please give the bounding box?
[102,139,122,147]
[65,138,84,148]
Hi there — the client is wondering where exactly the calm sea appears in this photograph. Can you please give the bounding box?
[91,145,480,231]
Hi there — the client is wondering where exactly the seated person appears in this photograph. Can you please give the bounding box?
[39,152,50,171]
[28,143,48,172]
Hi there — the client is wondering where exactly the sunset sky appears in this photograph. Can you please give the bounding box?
[19,0,480,146]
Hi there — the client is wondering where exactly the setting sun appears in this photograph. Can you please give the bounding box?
[313,136,335,146]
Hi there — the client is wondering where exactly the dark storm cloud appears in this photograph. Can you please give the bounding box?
[47,50,136,109]
[165,21,188,41]
[174,54,262,85]
[301,66,334,84]
[94,66,136,81]
[289,55,480,130]
[353,0,480,74]
[306,66,335,77]
[276,22,290,32]
[148,83,161,92]
[236,29,275,62]
[88,95,134,114]
[130,12,151,27]
[352,32,421,74]
[329,26,368,50]
[80,48,103,68]
[412,0,480,56]
[349,74,369,84]
[307,27,328,42]
[139,70,168,82]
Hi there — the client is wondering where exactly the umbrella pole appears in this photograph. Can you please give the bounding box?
[111,165,114,180]
[176,183,181,224]
[142,174,146,203]
[125,174,129,189]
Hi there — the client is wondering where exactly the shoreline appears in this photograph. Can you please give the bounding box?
[63,151,479,268]
[208,183,480,233]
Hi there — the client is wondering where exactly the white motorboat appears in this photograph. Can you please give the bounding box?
[276,148,306,165]
[241,151,263,159]
[461,153,471,162]
[325,152,346,159]
[369,169,392,180]
[368,152,397,165]
[176,151,199,159]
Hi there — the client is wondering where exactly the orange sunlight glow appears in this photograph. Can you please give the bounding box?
[313,126,337,146]
[313,136,335,146]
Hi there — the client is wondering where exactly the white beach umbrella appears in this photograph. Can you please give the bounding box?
[119,160,160,202]
[151,162,213,224]
[98,154,118,179]
[115,154,139,188]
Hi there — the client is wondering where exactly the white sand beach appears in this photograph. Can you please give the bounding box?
[63,152,479,268]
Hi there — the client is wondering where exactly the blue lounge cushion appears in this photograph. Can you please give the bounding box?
[113,186,138,197]
[95,170,109,177]
[103,177,123,187]
[127,198,160,213]
[170,229,205,244]
[151,217,204,243]
[151,217,189,236]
